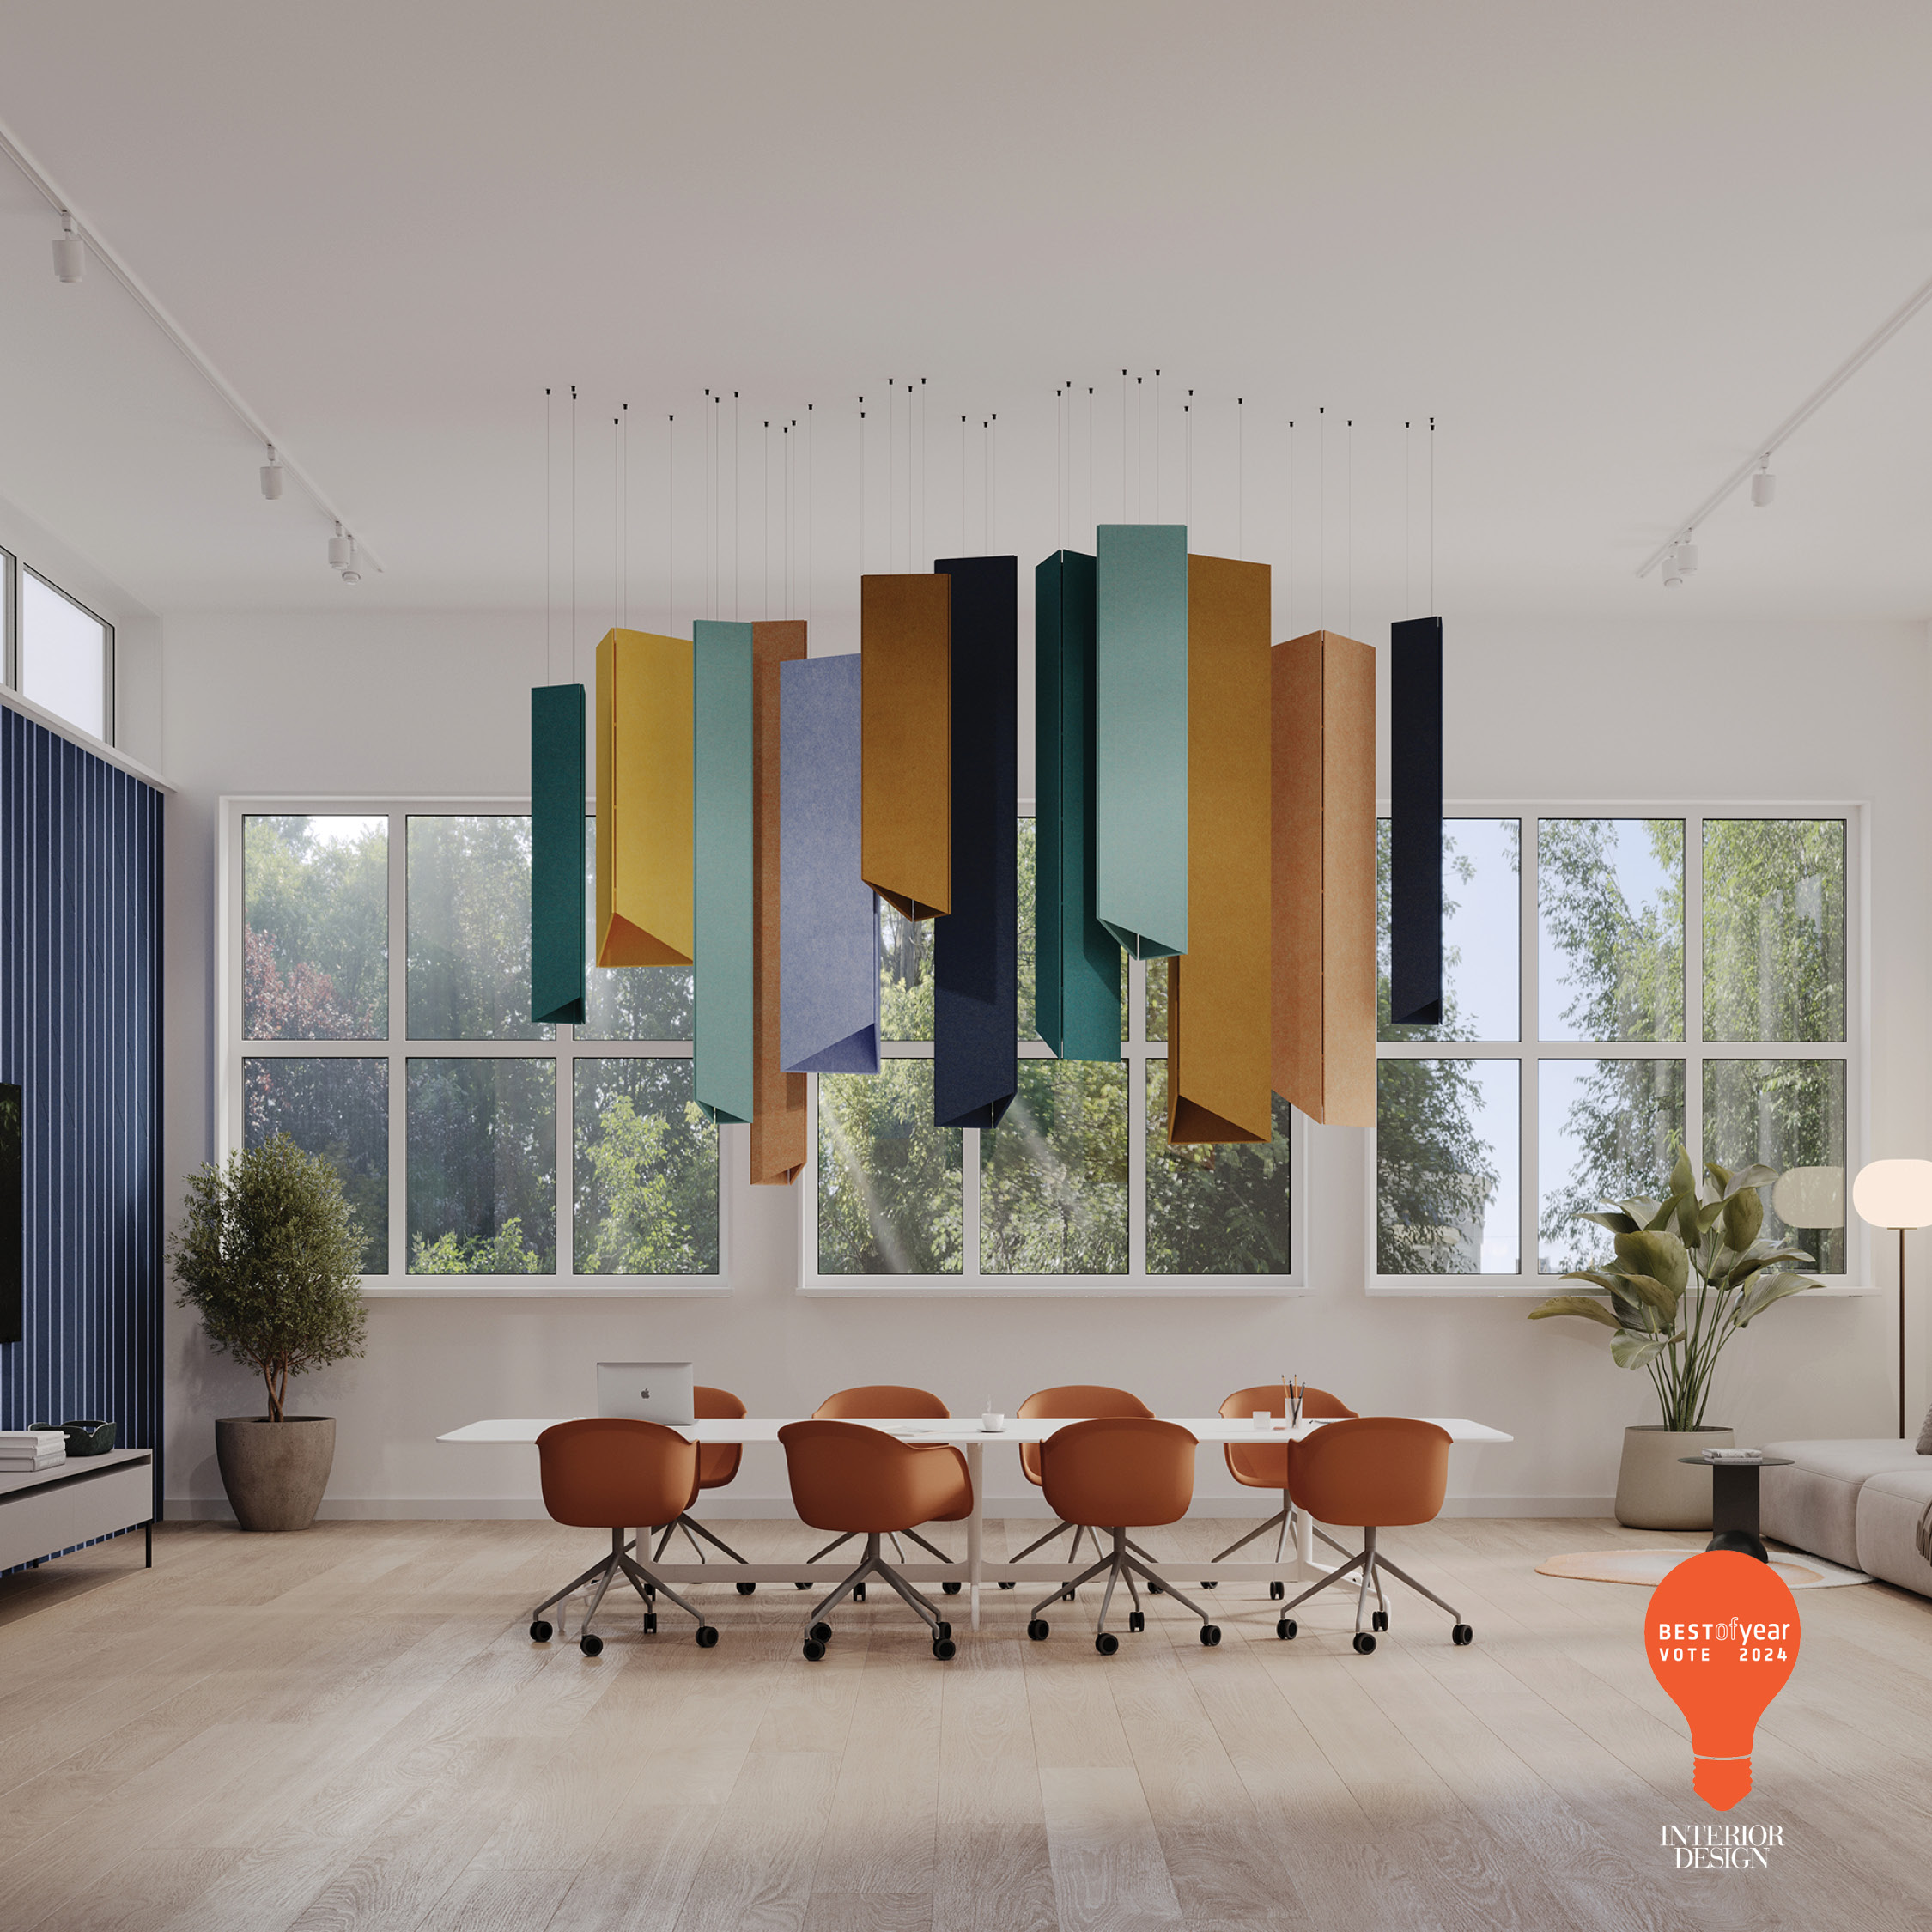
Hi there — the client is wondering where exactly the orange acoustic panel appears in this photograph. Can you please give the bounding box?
[1272,629,1376,1127]
[751,620,809,1186]
[595,629,693,967]
[860,574,951,920]
[1167,554,1273,1145]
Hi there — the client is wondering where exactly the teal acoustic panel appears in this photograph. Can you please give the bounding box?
[530,683,586,1025]
[694,621,754,1125]
[1095,523,1188,959]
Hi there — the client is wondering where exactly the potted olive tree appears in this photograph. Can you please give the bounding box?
[172,1134,368,1532]
[1529,1152,1821,1528]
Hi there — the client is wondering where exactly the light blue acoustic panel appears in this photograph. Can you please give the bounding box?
[1095,523,1188,959]
[781,655,879,1074]
[694,621,755,1124]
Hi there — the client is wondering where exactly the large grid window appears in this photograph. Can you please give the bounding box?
[801,814,1303,1294]
[224,799,720,1295]
[1370,806,1859,1292]
[1,550,114,745]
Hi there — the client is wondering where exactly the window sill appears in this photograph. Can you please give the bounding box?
[360,1276,731,1298]
[797,1277,1308,1297]
[1366,1279,1874,1297]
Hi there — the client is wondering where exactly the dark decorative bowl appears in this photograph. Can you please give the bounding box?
[28,1419,116,1456]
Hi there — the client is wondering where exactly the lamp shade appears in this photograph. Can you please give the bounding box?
[1771,1164,1844,1230]
[1850,1158,1932,1230]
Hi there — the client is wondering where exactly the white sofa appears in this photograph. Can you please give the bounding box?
[1759,1439,1932,1595]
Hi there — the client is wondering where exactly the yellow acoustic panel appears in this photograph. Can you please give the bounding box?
[595,628,693,967]
[751,620,809,1186]
[860,574,951,921]
[1272,629,1376,1127]
[1167,554,1273,1145]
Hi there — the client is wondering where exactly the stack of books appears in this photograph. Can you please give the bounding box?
[0,1431,68,1474]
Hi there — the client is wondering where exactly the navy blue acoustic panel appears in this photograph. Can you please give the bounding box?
[933,555,1018,1130]
[1388,617,1443,1026]
[0,703,163,1555]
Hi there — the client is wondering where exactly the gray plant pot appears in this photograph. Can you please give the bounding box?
[1613,1424,1735,1530]
[215,1416,337,1532]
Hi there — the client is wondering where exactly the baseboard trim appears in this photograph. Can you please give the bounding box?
[165,1492,1617,1524]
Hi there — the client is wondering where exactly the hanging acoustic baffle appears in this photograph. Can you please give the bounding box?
[1273,629,1376,1127]
[595,629,693,966]
[1388,615,1443,1026]
[751,620,809,1183]
[694,621,755,1126]
[781,653,880,1075]
[1167,554,1272,1143]
[1096,523,1188,959]
[530,683,586,1025]
[1035,548,1121,1061]
[934,554,1018,1130]
[860,574,951,920]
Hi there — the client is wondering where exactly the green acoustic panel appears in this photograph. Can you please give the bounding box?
[1096,523,1188,959]
[530,683,586,1024]
[694,621,755,1125]
[1035,550,1121,1060]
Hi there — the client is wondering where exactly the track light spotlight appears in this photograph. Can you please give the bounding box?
[51,211,83,283]
[1675,541,1698,576]
[339,539,361,586]
[260,446,284,501]
[327,522,352,571]
[1662,548,1686,589]
[1752,464,1776,507]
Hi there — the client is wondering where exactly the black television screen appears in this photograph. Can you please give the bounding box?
[0,1082,19,1345]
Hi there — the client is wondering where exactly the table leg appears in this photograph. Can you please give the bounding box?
[966,1443,983,1630]
[1706,1463,1769,1563]
[1294,1491,1313,1579]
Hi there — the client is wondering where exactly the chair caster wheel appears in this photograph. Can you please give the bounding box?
[1096,1632,1120,1656]
[1200,1581,1217,1589]
[795,1581,811,1590]
[580,1633,604,1657]
[942,1581,962,1595]
[643,1613,658,1634]
[1147,1580,1163,1594]
[933,1637,957,1660]
[696,1625,719,1648]
[529,1619,552,1643]
[736,1581,756,1595]
[1269,1581,1285,1601]
[1352,1631,1376,1655]
[1060,1589,1075,1602]
[803,1639,827,1662]
[1276,1618,1297,1640]
[1371,1610,1388,1632]
[997,1580,1016,1590]
[1027,1619,1050,1641]
[1127,1612,1145,1634]
[809,1622,833,1643]
[1452,1624,1473,1646]
[1200,1625,1221,1647]
[854,1583,866,1602]
[935,1621,952,1641]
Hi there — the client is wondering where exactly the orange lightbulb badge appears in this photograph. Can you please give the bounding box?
[1646,1551,1799,1811]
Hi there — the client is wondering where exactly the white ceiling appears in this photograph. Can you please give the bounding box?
[3,1,1932,624]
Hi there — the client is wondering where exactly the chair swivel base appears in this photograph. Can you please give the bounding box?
[1272,1524,1472,1652]
[799,1531,957,1662]
[651,1512,760,1594]
[529,1528,720,1655]
[1024,1527,1221,1654]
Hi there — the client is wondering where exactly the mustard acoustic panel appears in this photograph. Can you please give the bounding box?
[860,573,951,921]
[1272,629,1376,1127]
[530,683,586,1025]
[595,629,693,968]
[751,620,808,1184]
[1167,555,1272,1145]
[1095,523,1188,959]
[694,620,754,1127]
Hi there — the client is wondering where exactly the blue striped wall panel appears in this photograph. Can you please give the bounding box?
[0,703,163,1564]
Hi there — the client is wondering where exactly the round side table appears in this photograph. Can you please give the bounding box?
[1677,1455,1795,1563]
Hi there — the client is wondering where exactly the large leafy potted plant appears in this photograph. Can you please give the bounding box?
[1529,1151,1821,1528]
[171,1134,368,1532]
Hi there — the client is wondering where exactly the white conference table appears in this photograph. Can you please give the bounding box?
[442,1414,1512,1630]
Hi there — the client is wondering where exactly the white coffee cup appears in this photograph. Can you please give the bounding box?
[981,1412,1005,1432]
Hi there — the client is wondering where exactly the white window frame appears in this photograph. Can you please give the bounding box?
[18,563,114,746]
[1366,799,1870,1297]
[219,795,731,1298]
[1,545,15,690]
[798,801,1307,1297]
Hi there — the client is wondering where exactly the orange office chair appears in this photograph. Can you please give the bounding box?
[648,1385,758,1594]
[530,1418,721,1656]
[779,1419,972,1661]
[1024,1418,1221,1655]
[799,1385,958,1589]
[1212,1384,1360,1583]
[1000,1386,1154,1589]
[1274,1417,1472,1653]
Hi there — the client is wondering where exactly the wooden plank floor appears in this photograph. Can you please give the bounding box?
[4,1514,1931,1932]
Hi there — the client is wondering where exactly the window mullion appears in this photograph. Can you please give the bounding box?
[556,1027,575,1281]
[387,811,407,1280]
[1128,956,1147,1277]
[1686,814,1704,1176]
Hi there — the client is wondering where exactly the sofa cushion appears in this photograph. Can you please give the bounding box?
[1758,1440,1930,1571]
[1918,1403,1932,1456]
[1854,1467,1932,1596]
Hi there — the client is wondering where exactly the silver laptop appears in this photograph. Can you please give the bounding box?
[596,1361,696,1426]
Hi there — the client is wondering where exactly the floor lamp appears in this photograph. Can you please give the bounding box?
[1850,1159,1932,1440]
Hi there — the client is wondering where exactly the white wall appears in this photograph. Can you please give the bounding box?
[154,609,1932,1518]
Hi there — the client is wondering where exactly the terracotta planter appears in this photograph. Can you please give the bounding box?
[1613,1424,1734,1529]
[215,1416,336,1532]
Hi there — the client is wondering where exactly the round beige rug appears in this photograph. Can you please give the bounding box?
[1537,1547,1868,1589]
